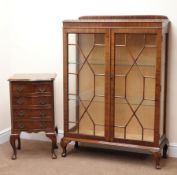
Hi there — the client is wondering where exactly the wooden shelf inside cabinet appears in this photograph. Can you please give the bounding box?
[9,73,58,160]
[61,16,169,169]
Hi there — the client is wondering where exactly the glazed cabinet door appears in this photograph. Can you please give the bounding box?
[111,29,161,145]
[64,29,110,140]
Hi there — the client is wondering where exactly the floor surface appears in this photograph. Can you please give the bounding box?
[0,140,177,175]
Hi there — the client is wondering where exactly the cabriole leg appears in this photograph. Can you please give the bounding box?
[74,141,79,149]
[152,152,161,169]
[55,126,58,134]
[10,134,19,160]
[163,144,168,159]
[17,135,21,150]
[46,133,58,159]
[60,138,70,157]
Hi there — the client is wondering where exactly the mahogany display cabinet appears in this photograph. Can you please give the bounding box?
[61,16,170,169]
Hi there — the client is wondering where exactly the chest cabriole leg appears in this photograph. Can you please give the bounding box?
[10,134,19,160]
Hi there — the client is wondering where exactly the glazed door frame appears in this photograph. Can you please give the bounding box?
[110,28,162,146]
[63,28,111,141]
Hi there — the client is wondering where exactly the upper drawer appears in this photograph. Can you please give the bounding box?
[11,82,53,95]
[12,96,53,106]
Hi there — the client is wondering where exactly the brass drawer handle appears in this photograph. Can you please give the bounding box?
[16,85,24,92]
[39,111,46,117]
[18,110,26,117]
[16,98,25,105]
[37,87,47,93]
[40,122,47,129]
[18,123,25,129]
[39,99,47,105]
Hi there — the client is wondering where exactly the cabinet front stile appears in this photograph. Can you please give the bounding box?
[63,30,69,135]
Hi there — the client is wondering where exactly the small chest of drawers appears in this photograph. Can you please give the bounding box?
[9,74,58,159]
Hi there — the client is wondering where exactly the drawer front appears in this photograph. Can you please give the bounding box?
[11,83,33,94]
[13,120,54,131]
[13,109,53,120]
[11,82,53,95]
[33,83,53,94]
[12,96,53,106]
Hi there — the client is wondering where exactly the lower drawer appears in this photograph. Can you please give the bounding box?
[13,109,53,120]
[13,120,54,131]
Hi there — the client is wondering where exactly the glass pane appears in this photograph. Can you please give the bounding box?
[79,63,94,101]
[136,105,155,129]
[80,97,104,136]
[144,129,154,142]
[91,64,105,74]
[68,33,77,44]
[68,95,79,133]
[68,64,77,74]
[114,127,124,138]
[115,47,133,66]
[88,46,105,64]
[95,34,104,44]
[126,66,144,104]
[80,113,94,135]
[68,74,77,94]
[68,45,85,64]
[145,34,156,46]
[88,97,104,124]
[126,34,145,58]
[145,78,155,100]
[69,97,77,123]
[137,47,156,66]
[95,76,105,96]
[114,33,157,142]
[67,33,105,136]
[95,125,104,136]
[68,45,77,63]
[69,122,78,133]
[138,66,156,77]
[126,117,142,140]
[115,76,125,97]
[114,99,133,127]
[79,34,95,57]
[115,34,126,45]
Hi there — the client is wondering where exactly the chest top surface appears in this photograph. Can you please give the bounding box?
[8,73,57,82]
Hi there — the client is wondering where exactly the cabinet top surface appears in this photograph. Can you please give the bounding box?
[64,15,169,23]
[8,73,57,82]
[63,16,169,29]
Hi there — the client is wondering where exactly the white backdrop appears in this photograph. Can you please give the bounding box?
[0,0,177,146]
